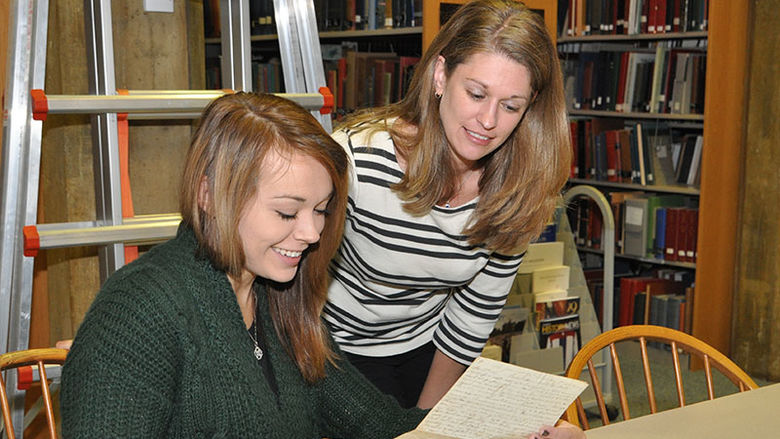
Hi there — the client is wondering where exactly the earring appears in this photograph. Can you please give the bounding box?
[435,91,442,99]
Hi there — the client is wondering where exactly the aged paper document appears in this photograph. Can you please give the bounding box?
[396,357,587,439]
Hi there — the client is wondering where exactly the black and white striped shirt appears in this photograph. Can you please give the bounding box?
[324,127,524,365]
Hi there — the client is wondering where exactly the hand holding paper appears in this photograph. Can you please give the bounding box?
[396,357,588,439]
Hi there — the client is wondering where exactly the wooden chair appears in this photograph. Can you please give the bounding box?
[563,325,758,429]
[0,348,68,439]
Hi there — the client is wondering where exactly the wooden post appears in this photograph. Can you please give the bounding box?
[692,1,750,364]
[731,0,780,381]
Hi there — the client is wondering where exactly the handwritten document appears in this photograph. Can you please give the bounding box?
[396,357,588,439]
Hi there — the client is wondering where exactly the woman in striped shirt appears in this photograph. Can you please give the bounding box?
[324,0,572,421]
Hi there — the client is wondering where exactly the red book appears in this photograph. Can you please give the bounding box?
[567,0,576,35]
[373,59,397,106]
[677,207,691,262]
[641,0,650,33]
[648,0,658,33]
[617,129,633,182]
[346,0,356,30]
[583,119,594,179]
[691,208,699,262]
[587,200,603,249]
[624,0,632,34]
[657,0,668,33]
[672,0,682,32]
[582,60,594,110]
[618,277,667,327]
[616,51,630,112]
[397,56,420,99]
[337,57,347,113]
[683,208,699,263]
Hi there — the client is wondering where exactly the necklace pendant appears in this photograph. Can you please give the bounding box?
[253,346,264,360]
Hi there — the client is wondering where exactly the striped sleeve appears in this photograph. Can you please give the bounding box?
[433,252,524,364]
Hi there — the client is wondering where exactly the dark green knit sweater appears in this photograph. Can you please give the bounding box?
[61,225,425,438]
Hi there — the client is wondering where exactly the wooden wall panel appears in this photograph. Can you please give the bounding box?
[732,0,780,381]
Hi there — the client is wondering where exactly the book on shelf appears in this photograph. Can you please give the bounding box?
[645,194,688,256]
[535,221,558,244]
[654,206,669,259]
[395,357,587,439]
[563,46,707,117]
[517,241,564,274]
[632,277,686,325]
[622,193,689,258]
[487,305,530,363]
[662,206,699,263]
[538,314,581,370]
[532,265,570,295]
[646,128,677,186]
[566,197,599,248]
[617,276,684,327]
[583,268,607,326]
[534,296,581,331]
[622,195,650,257]
[249,0,276,35]
[609,190,645,254]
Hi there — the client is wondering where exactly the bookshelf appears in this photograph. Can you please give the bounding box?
[205,1,558,116]
[203,2,425,113]
[559,0,745,359]
[198,0,743,360]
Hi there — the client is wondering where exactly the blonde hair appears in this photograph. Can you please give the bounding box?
[180,92,349,383]
[338,0,570,253]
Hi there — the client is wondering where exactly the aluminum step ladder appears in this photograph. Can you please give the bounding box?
[0,1,331,437]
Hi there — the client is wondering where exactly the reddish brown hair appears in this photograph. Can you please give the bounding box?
[180,92,348,382]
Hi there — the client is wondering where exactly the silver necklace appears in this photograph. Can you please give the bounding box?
[247,292,263,360]
[248,323,264,360]
[445,173,471,208]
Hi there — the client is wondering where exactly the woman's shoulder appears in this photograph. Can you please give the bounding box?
[93,233,210,314]
[334,118,396,147]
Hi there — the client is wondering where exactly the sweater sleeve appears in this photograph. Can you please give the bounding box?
[315,346,427,438]
[433,252,525,365]
[61,278,181,438]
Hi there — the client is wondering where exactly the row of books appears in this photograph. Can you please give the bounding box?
[561,44,707,115]
[205,47,421,114]
[569,118,703,187]
[205,0,423,38]
[568,192,699,262]
[583,268,693,330]
[205,58,285,93]
[617,272,693,331]
[316,0,423,32]
[560,0,709,37]
[323,47,420,115]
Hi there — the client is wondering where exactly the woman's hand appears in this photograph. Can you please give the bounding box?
[528,421,585,439]
[55,339,73,350]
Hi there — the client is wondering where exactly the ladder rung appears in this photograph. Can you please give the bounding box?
[23,214,182,256]
[17,364,62,391]
[31,89,334,120]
